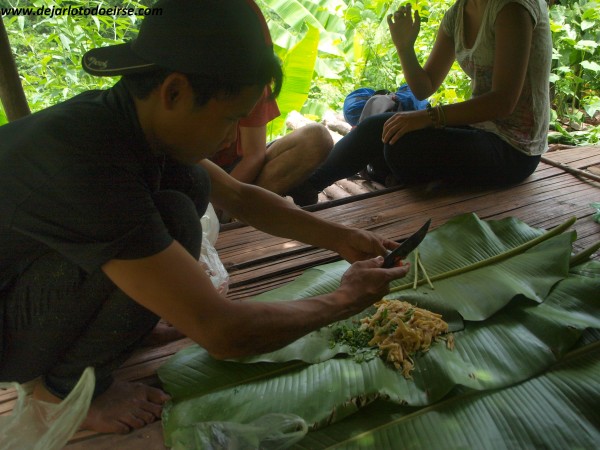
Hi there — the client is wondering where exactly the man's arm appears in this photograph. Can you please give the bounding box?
[102,159,408,359]
[227,125,267,184]
[201,159,397,262]
[102,240,408,359]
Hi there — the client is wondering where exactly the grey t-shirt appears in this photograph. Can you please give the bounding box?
[442,0,552,155]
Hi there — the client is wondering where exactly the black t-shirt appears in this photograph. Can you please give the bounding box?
[0,81,173,291]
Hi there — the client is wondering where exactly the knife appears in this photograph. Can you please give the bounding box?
[382,219,431,268]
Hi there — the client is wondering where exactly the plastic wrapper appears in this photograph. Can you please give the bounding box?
[200,203,230,295]
[0,367,94,450]
[169,413,308,450]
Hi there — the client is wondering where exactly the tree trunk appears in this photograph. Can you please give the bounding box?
[0,18,30,121]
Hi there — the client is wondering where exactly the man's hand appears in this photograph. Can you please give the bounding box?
[337,256,411,314]
[335,228,399,263]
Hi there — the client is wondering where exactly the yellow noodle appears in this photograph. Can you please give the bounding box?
[359,299,453,378]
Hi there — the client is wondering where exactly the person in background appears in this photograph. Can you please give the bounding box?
[0,0,409,435]
[302,0,552,195]
[210,11,333,208]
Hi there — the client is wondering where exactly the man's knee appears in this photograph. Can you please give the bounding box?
[153,190,202,259]
[284,123,334,170]
[298,123,333,165]
[160,159,211,217]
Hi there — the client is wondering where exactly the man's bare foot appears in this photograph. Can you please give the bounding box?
[143,320,185,346]
[33,379,170,434]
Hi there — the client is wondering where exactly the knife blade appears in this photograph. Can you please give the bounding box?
[382,219,431,268]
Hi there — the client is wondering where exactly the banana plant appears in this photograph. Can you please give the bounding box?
[259,0,347,137]
[158,214,600,448]
[268,24,320,137]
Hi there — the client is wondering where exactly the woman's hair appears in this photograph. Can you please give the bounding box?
[122,53,283,106]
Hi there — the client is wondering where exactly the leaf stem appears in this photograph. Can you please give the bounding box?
[569,241,600,267]
[417,254,435,289]
[412,249,419,290]
[389,216,577,293]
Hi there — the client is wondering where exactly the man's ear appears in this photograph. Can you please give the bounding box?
[158,73,191,110]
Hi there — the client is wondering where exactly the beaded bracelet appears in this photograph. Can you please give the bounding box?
[437,104,447,128]
[426,104,438,127]
[426,104,446,129]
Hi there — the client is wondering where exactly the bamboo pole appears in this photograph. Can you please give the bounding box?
[0,17,30,121]
[541,155,600,183]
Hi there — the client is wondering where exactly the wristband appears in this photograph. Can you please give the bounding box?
[426,104,445,129]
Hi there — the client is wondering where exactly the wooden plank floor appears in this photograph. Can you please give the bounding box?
[1,145,598,449]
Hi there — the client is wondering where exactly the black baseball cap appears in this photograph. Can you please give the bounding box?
[82,0,274,83]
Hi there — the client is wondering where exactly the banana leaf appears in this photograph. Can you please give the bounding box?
[294,343,600,449]
[160,262,599,445]
[268,24,320,138]
[233,214,572,364]
[158,215,600,448]
[250,214,574,322]
[261,0,326,33]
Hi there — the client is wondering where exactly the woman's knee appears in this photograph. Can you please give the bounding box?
[383,134,426,183]
[356,113,392,138]
[351,113,394,157]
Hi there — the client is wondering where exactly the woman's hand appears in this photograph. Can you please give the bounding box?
[382,110,430,145]
[387,3,421,51]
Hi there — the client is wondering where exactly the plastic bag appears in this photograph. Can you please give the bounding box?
[0,367,95,450]
[200,203,229,295]
[591,202,600,223]
[170,413,308,450]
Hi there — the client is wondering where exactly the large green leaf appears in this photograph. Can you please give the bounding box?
[158,213,599,448]
[0,106,7,126]
[295,343,600,449]
[386,214,574,320]
[261,0,326,33]
[243,214,574,365]
[250,214,573,321]
[160,262,599,446]
[268,24,320,137]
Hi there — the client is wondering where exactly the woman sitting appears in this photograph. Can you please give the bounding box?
[305,0,552,194]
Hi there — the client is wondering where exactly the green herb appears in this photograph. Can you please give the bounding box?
[330,324,379,363]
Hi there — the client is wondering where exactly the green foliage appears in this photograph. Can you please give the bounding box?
[2,0,599,144]
[257,0,466,118]
[268,23,320,137]
[157,215,600,448]
[0,105,7,126]
[1,0,150,110]
[258,0,598,142]
[549,1,600,113]
[548,0,600,143]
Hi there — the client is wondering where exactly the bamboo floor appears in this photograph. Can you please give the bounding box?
[1,145,598,449]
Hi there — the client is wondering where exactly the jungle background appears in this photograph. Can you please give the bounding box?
[1,0,599,145]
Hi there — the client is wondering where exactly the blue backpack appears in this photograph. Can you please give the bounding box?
[342,84,429,126]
